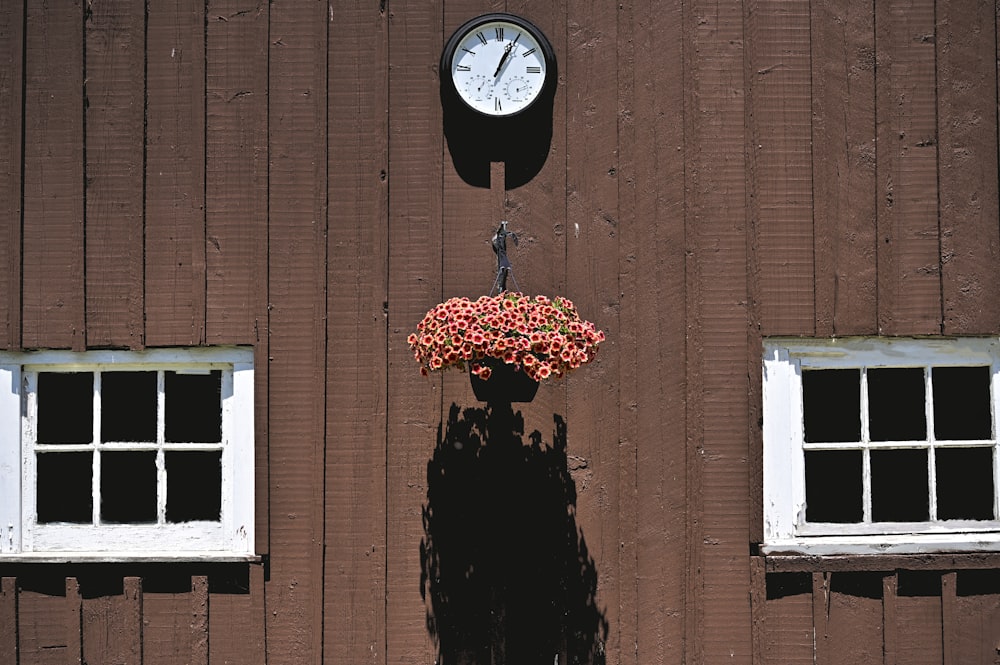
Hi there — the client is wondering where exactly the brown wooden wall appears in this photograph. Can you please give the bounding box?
[2,0,1000,663]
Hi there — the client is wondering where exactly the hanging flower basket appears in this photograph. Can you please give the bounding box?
[469,356,540,403]
[407,292,605,402]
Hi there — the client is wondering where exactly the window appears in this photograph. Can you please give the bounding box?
[762,337,1000,555]
[0,347,254,561]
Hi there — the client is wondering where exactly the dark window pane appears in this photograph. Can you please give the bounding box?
[805,450,863,522]
[936,447,994,520]
[36,452,92,523]
[803,369,861,443]
[868,368,926,441]
[933,366,991,441]
[871,448,928,521]
[100,451,157,524]
[166,451,222,522]
[165,371,222,443]
[101,372,157,442]
[36,372,93,444]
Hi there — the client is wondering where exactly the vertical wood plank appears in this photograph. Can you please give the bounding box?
[204,0,267,345]
[265,0,327,662]
[617,0,687,662]
[812,572,831,664]
[682,0,704,658]
[209,567,264,665]
[875,0,941,335]
[123,577,141,664]
[895,573,943,665]
[829,573,886,665]
[565,1,621,662]
[936,0,1000,334]
[84,0,145,348]
[685,0,752,660]
[954,571,1000,665]
[762,573,814,664]
[191,575,208,665]
[139,575,198,665]
[941,571,957,665]
[145,0,208,346]
[811,0,878,335]
[16,580,68,665]
[81,577,141,665]
[250,563,266,663]
[614,6,639,663]
[746,0,815,335]
[1,577,16,664]
[325,2,389,664]
[22,0,86,350]
[67,577,81,665]
[750,558,766,665]
[385,2,443,665]
[883,573,897,665]
[0,0,24,350]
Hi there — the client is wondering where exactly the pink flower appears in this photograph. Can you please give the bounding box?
[409,293,604,381]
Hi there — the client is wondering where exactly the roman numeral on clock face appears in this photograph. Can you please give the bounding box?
[526,66,541,74]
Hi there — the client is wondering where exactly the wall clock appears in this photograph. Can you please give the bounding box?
[441,13,556,118]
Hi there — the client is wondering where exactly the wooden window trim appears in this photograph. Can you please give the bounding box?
[0,347,255,562]
[762,337,1000,556]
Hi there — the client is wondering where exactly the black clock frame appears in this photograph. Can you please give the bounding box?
[440,13,558,188]
[439,12,557,120]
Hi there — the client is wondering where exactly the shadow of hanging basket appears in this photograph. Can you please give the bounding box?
[470,359,539,404]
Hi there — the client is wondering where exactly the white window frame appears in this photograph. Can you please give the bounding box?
[0,347,255,562]
[762,337,1000,556]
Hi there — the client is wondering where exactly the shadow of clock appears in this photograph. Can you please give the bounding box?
[420,403,608,665]
[442,80,556,190]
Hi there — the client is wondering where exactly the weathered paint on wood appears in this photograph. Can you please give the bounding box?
[3,1,1000,663]
[84,0,145,349]
[937,0,1000,335]
[565,1,621,663]
[265,0,328,663]
[875,0,941,335]
[385,3,444,665]
[811,0,878,336]
[747,0,815,335]
[686,0,754,661]
[0,0,23,351]
[0,578,15,663]
[204,0,266,346]
[22,0,86,350]
[324,3,389,665]
[145,0,208,347]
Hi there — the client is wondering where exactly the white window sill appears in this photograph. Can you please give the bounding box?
[0,551,261,563]
[762,532,1000,557]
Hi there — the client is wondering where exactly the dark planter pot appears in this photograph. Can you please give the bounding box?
[470,359,539,403]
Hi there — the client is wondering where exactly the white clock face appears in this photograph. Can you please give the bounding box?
[450,20,548,117]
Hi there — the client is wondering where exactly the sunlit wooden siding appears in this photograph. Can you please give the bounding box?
[1,0,999,663]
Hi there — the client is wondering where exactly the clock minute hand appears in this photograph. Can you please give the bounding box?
[493,42,515,77]
[493,33,522,77]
